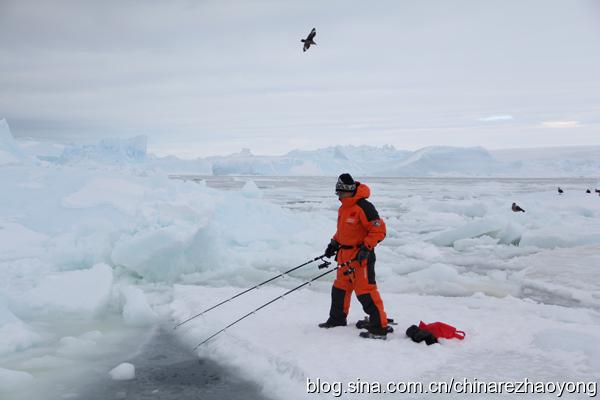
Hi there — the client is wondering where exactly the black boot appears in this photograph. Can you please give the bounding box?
[356,316,396,330]
[356,317,370,330]
[358,324,390,339]
[318,318,347,328]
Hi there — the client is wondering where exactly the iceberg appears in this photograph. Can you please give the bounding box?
[0,119,28,166]
[379,146,506,177]
[58,135,147,165]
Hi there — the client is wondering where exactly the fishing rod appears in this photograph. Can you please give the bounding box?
[174,254,328,329]
[193,258,357,349]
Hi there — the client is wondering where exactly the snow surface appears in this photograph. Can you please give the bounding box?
[1,121,599,399]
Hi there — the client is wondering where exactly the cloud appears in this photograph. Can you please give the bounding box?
[2,0,600,156]
[540,121,581,128]
[478,115,514,122]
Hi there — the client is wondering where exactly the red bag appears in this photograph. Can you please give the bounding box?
[419,321,465,340]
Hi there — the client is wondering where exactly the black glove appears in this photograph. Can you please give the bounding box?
[356,245,371,262]
[324,239,340,258]
[406,325,438,345]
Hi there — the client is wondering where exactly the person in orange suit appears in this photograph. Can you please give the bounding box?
[320,173,389,338]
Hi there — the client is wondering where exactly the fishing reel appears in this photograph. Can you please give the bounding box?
[343,267,355,276]
[317,259,331,269]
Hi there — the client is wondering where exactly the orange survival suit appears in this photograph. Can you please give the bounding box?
[329,182,388,329]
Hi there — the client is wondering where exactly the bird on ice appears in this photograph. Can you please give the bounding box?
[586,189,591,193]
[558,187,564,194]
[512,202,525,212]
[301,28,316,52]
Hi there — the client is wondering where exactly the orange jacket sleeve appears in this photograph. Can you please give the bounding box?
[357,202,386,250]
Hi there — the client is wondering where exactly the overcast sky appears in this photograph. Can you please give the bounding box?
[1,0,599,158]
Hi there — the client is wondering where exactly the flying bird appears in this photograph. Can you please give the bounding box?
[512,202,525,212]
[301,28,316,52]
[558,187,564,194]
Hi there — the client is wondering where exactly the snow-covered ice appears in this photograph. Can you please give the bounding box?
[0,121,599,399]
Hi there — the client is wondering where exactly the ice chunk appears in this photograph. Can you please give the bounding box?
[121,286,158,327]
[431,218,500,246]
[511,245,600,308]
[0,221,49,261]
[17,138,66,160]
[62,178,147,214]
[0,303,41,355]
[19,355,76,369]
[520,233,600,249]
[111,223,214,282]
[497,222,522,246]
[109,362,135,380]
[23,263,113,316]
[429,200,488,218]
[54,331,103,358]
[431,217,522,246]
[0,149,21,166]
[395,242,443,262]
[56,335,99,357]
[80,330,103,341]
[453,236,500,251]
[240,180,263,199]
